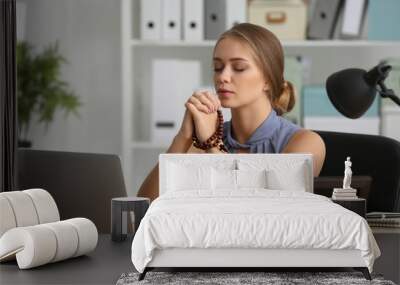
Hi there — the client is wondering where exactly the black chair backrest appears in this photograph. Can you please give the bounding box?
[17,149,128,233]
[316,131,400,212]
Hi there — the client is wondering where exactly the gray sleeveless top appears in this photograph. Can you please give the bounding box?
[223,109,301,153]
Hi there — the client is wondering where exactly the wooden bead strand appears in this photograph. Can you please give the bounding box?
[192,110,228,153]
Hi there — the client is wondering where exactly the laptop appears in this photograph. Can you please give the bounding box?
[17,149,127,233]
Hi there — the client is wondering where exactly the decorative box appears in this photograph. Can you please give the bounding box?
[248,0,307,40]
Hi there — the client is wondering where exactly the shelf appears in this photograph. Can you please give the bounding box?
[131,39,216,47]
[123,0,400,196]
[131,39,400,48]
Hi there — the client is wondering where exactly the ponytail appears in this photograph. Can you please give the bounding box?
[273,80,295,116]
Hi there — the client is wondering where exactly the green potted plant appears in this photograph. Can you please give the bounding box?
[17,41,81,147]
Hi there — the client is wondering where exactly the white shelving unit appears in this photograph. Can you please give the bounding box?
[121,0,400,196]
[130,39,400,48]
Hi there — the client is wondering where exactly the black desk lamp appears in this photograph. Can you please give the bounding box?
[326,62,400,119]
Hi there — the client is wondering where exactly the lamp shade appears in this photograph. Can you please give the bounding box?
[326,68,377,119]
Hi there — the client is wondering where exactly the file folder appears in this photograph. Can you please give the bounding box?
[182,0,204,41]
[151,59,180,143]
[151,59,201,143]
[205,0,246,40]
[308,0,342,39]
[140,0,162,40]
[331,2,367,39]
[225,0,247,29]
[340,0,367,38]
[161,0,181,40]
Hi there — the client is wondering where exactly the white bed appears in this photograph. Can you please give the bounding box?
[131,154,380,280]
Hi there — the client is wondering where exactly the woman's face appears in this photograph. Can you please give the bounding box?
[213,37,269,109]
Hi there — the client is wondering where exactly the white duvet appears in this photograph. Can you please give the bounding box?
[131,190,380,273]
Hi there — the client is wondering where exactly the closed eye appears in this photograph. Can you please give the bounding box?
[213,67,246,72]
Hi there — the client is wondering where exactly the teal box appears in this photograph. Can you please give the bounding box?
[368,0,400,40]
[303,86,379,117]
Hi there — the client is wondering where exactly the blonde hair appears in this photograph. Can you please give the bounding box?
[214,23,295,115]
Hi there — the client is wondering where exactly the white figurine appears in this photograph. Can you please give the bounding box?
[342,157,353,189]
[332,156,358,199]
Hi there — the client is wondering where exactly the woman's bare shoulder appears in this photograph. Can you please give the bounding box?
[282,129,326,176]
[283,129,324,150]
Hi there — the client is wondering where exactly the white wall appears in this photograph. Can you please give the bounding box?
[18,0,121,155]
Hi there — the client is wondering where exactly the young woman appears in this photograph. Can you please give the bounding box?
[137,23,326,201]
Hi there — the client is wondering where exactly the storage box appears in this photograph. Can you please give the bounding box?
[248,0,307,40]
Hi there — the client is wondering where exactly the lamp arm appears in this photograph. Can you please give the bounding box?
[378,81,400,106]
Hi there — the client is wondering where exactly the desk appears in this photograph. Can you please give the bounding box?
[372,227,400,285]
[0,234,133,285]
[1,231,398,284]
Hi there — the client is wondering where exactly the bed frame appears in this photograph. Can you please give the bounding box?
[138,154,372,281]
[139,249,371,280]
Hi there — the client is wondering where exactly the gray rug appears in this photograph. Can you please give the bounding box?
[116,271,396,285]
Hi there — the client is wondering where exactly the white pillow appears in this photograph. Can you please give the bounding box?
[212,168,237,190]
[237,159,308,192]
[266,163,307,191]
[236,169,268,189]
[166,162,212,191]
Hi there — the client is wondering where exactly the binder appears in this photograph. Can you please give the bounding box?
[306,0,318,27]
[140,0,161,40]
[340,0,367,38]
[151,59,180,143]
[205,0,246,40]
[182,0,204,41]
[307,0,342,39]
[161,0,181,40]
[332,3,368,39]
[205,0,224,40]
[341,0,367,38]
[225,0,247,29]
[151,59,201,143]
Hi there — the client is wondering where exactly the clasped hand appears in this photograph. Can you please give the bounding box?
[178,90,222,143]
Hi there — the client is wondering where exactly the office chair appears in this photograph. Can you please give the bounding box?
[314,131,400,212]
